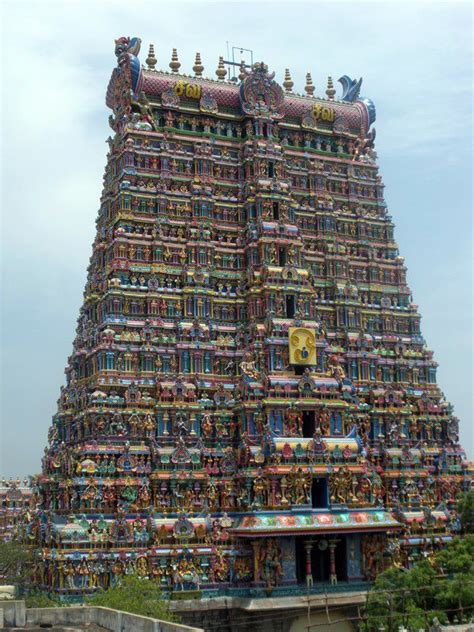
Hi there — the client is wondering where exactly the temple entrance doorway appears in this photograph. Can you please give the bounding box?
[295,537,347,584]
[311,477,328,508]
[302,410,315,437]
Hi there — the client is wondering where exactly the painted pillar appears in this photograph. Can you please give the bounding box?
[304,540,313,587]
[271,478,277,508]
[251,540,260,583]
[328,538,339,585]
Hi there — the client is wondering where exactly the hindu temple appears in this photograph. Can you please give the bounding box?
[0,478,33,542]
[29,37,471,600]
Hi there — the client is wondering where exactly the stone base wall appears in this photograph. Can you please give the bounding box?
[0,601,202,632]
[1,592,365,632]
[170,592,366,632]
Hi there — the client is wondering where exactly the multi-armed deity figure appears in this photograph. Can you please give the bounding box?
[29,37,470,596]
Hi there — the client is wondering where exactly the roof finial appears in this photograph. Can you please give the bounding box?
[146,44,157,70]
[305,72,315,96]
[239,60,246,81]
[193,52,204,77]
[216,56,227,81]
[326,76,336,100]
[283,69,294,93]
[169,48,181,73]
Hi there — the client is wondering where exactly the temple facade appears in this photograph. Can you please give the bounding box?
[30,37,470,598]
[0,478,33,542]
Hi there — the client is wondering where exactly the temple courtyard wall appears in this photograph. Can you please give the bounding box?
[169,592,365,631]
[0,600,202,632]
[0,594,365,632]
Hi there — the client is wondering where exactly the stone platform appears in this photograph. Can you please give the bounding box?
[0,601,202,632]
[170,590,368,632]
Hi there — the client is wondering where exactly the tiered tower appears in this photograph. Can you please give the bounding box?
[31,38,470,597]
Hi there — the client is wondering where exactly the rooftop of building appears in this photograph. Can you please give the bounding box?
[106,36,376,139]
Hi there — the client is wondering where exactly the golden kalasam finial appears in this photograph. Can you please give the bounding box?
[283,68,294,93]
[326,76,336,100]
[193,52,204,77]
[170,48,181,73]
[305,72,315,96]
[146,44,157,70]
[238,60,246,81]
[216,56,227,80]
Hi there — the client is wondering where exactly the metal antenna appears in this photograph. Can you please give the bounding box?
[223,45,254,82]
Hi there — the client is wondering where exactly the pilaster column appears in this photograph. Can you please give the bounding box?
[304,540,313,587]
[251,540,260,583]
[328,538,339,585]
[271,478,277,508]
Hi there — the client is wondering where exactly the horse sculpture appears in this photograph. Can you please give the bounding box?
[171,562,201,591]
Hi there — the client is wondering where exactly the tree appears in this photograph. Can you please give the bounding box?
[363,535,474,631]
[86,574,177,622]
[0,541,65,607]
[0,541,33,587]
[457,490,474,534]
[25,591,63,608]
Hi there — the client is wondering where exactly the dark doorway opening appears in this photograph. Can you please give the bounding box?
[279,248,287,266]
[311,477,328,508]
[335,538,347,581]
[268,161,274,177]
[273,202,279,220]
[286,295,295,318]
[295,539,329,583]
[295,537,347,584]
[302,411,315,438]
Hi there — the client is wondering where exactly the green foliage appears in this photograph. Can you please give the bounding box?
[363,536,474,631]
[25,591,64,608]
[86,574,177,622]
[0,540,33,585]
[458,490,474,534]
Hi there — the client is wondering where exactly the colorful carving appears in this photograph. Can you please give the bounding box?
[289,327,317,365]
[29,38,471,599]
[338,75,362,102]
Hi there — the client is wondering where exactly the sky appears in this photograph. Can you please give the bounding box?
[0,0,472,477]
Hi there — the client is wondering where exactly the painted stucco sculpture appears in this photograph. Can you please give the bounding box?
[29,39,470,598]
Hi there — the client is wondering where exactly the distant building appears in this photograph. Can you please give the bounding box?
[0,478,33,542]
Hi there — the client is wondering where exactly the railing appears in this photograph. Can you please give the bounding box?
[190,580,371,600]
[55,580,371,604]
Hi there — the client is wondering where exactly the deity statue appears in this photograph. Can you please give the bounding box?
[259,539,283,590]
[318,407,331,436]
[290,467,311,504]
[201,412,213,437]
[253,472,268,508]
[326,355,346,382]
[329,466,353,504]
[239,353,260,381]
[362,536,386,580]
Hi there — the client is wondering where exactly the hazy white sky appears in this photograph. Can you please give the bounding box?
[1,0,472,476]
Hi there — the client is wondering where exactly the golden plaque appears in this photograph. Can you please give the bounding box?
[289,327,317,365]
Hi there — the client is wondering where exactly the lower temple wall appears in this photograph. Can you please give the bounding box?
[1,593,365,632]
[170,593,366,632]
[0,603,202,632]
[175,606,359,632]
[0,601,26,628]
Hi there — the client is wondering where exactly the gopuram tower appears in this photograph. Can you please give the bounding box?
[32,38,470,598]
